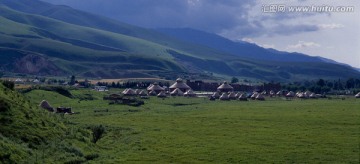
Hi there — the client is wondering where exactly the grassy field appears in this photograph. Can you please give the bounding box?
[23,89,360,163]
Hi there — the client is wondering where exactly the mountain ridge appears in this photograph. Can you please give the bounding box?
[0,0,359,81]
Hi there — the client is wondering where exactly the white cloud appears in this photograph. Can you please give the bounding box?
[240,38,275,48]
[287,41,321,49]
[241,37,255,43]
[317,23,345,29]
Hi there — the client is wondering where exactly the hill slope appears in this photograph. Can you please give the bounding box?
[0,0,359,81]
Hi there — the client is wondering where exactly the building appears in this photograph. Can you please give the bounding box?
[169,78,191,92]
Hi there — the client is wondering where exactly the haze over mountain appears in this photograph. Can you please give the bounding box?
[0,0,359,82]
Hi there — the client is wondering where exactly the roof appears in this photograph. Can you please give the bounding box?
[217,81,233,90]
[157,91,167,97]
[286,91,295,97]
[169,78,191,89]
[170,88,184,96]
[228,92,236,99]
[239,93,247,99]
[256,94,265,100]
[219,93,229,100]
[184,89,196,96]
[123,88,136,95]
[139,90,148,96]
[148,83,165,91]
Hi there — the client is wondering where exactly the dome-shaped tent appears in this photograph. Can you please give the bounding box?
[217,81,234,93]
[123,88,136,96]
[238,93,248,101]
[170,88,184,96]
[169,78,191,92]
[256,94,265,101]
[212,92,220,99]
[149,90,157,96]
[157,91,167,98]
[228,92,237,100]
[251,92,259,100]
[138,90,148,96]
[355,92,360,98]
[147,83,165,94]
[184,89,196,97]
[219,93,229,100]
[286,91,295,97]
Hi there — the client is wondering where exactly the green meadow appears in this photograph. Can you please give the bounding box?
[22,89,360,163]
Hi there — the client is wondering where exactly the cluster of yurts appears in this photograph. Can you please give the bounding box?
[121,78,360,100]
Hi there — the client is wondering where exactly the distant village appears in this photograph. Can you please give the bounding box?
[8,76,359,101]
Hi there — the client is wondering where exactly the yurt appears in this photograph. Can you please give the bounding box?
[147,83,165,94]
[122,88,129,94]
[169,78,191,92]
[304,91,312,97]
[309,93,318,99]
[123,88,136,96]
[286,91,295,97]
[228,92,237,100]
[355,92,360,98]
[297,92,306,99]
[184,89,196,97]
[261,91,267,95]
[212,92,220,99]
[134,89,140,95]
[269,90,275,97]
[217,81,234,93]
[170,88,184,96]
[138,90,148,96]
[251,92,259,100]
[149,90,157,96]
[256,94,265,101]
[238,93,248,101]
[234,92,241,98]
[219,93,230,100]
[39,100,54,112]
[157,91,167,98]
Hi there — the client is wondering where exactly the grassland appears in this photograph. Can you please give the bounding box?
[23,88,360,163]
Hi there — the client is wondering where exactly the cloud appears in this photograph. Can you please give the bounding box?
[287,41,321,49]
[317,23,345,29]
[43,0,255,32]
[41,1,347,39]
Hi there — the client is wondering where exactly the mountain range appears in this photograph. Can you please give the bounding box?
[0,0,359,82]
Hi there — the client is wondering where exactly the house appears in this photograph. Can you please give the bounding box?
[94,86,108,92]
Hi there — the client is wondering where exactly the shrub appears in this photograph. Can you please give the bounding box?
[91,125,105,143]
[1,81,14,90]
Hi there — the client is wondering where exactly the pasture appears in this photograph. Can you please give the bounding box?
[25,89,360,163]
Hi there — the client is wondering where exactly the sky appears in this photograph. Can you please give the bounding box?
[42,0,360,68]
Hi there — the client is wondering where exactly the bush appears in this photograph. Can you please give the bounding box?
[91,125,105,143]
[1,81,14,90]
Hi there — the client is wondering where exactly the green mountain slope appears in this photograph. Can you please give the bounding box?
[0,0,359,81]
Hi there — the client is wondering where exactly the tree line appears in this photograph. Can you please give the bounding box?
[281,78,360,94]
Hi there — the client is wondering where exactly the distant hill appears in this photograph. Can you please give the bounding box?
[157,28,324,62]
[0,0,359,81]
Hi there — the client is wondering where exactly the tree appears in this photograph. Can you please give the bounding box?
[231,77,239,84]
[346,78,355,89]
[316,79,326,87]
[69,75,76,85]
